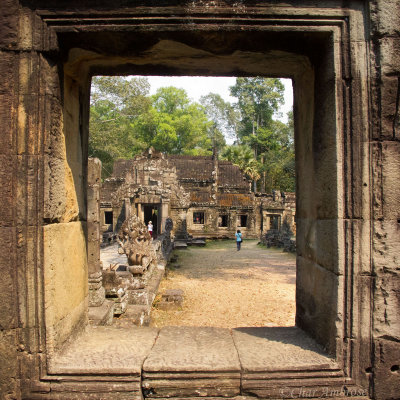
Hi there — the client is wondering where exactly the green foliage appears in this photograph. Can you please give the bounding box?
[90,80,214,177]
[89,76,295,191]
[200,93,239,149]
[89,76,150,177]
[225,77,294,192]
[259,115,295,192]
[230,77,284,150]
[221,145,261,188]
[134,87,213,155]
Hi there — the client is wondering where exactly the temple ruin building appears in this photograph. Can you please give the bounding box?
[99,149,296,242]
[1,1,399,399]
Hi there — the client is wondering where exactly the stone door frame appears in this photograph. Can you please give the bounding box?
[5,1,375,397]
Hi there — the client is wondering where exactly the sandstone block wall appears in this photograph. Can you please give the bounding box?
[370,1,400,398]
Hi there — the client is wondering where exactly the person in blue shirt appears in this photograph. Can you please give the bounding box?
[235,229,242,251]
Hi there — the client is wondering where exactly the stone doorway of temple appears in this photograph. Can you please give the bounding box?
[143,204,160,236]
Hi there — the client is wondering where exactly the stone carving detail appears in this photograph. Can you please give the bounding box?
[171,184,190,208]
[164,217,173,233]
[153,217,174,264]
[263,217,296,253]
[118,215,155,275]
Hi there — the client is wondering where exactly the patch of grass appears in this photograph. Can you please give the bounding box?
[152,293,163,308]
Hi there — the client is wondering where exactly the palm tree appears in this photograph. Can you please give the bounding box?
[222,145,260,192]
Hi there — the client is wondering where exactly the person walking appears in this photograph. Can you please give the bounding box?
[235,229,242,251]
[148,221,153,238]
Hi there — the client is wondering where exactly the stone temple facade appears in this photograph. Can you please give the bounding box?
[99,149,296,241]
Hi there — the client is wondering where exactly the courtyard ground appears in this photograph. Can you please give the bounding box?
[151,239,296,328]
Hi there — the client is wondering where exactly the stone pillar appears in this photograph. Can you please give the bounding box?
[112,205,119,232]
[160,202,170,233]
[138,203,144,223]
[124,198,131,221]
[211,150,218,202]
[87,158,106,307]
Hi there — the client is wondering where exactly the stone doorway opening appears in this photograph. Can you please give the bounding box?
[143,204,159,236]
[90,72,296,328]
[36,5,372,397]
[68,37,341,346]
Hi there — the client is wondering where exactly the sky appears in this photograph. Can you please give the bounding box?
[138,76,293,123]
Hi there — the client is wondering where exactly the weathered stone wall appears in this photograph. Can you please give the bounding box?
[294,34,342,355]
[100,153,182,236]
[0,1,90,396]
[260,192,296,234]
[44,222,88,352]
[369,1,400,398]
[186,205,260,239]
[101,151,263,239]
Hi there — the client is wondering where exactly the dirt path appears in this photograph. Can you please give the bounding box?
[151,240,296,329]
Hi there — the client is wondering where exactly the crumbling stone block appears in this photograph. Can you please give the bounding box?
[157,289,184,310]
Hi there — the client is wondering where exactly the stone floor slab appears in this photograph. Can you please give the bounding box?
[100,242,127,269]
[174,241,188,249]
[143,326,241,372]
[88,299,114,326]
[232,327,336,372]
[48,326,158,375]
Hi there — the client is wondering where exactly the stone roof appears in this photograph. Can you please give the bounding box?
[190,191,212,204]
[167,155,249,188]
[189,192,254,207]
[110,153,250,191]
[167,155,214,181]
[218,161,249,187]
[216,193,254,207]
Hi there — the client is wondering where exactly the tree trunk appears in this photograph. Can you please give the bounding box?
[261,155,265,192]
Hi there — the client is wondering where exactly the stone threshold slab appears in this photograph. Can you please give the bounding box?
[143,326,241,372]
[45,325,357,399]
[142,326,241,398]
[142,372,241,379]
[232,326,337,372]
[48,326,158,375]
[48,326,337,376]
[159,397,371,400]
[143,380,241,398]
[242,369,344,380]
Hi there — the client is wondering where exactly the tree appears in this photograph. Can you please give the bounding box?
[134,87,213,155]
[200,93,239,149]
[260,110,295,192]
[91,76,151,116]
[90,80,216,177]
[89,76,151,177]
[89,75,294,190]
[229,78,294,192]
[230,77,284,151]
[221,145,260,191]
